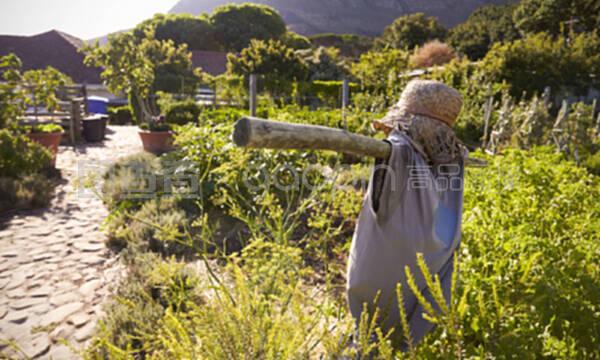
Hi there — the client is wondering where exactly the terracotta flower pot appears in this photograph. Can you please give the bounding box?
[27,132,63,166]
[138,130,174,154]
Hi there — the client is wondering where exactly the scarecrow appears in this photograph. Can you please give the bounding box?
[347,80,466,345]
[233,79,474,348]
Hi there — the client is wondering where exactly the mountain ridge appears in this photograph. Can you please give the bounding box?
[169,0,509,36]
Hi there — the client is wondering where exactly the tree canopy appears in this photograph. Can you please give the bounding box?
[84,30,201,122]
[135,14,220,51]
[227,39,307,96]
[448,4,520,60]
[513,0,600,35]
[211,4,287,52]
[375,13,447,50]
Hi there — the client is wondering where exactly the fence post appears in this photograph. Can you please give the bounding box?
[70,99,82,145]
[481,96,494,149]
[342,78,350,130]
[213,82,218,107]
[249,74,257,117]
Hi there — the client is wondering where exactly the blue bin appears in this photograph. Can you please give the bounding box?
[87,96,109,115]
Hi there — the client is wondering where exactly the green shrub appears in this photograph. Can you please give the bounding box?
[101,152,163,211]
[0,129,52,178]
[305,80,359,108]
[108,106,132,125]
[481,31,600,98]
[86,253,204,358]
[583,151,600,175]
[164,99,201,125]
[0,174,55,213]
[27,123,63,133]
[0,129,55,212]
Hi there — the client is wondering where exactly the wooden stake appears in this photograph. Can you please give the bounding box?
[233,117,487,167]
[249,74,257,117]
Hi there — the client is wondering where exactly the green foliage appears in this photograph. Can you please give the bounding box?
[309,33,374,59]
[351,48,410,108]
[27,123,63,134]
[227,39,307,97]
[91,105,600,357]
[448,4,520,60]
[22,66,73,112]
[305,80,359,108]
[211,3,286,52]
[84,30,201,123]
[0,174,55,213]
[101,152,163,211]
[135,13,220,51]
[0,129,52,178]
[513,0,600,35]
[164,99,201,125]
[298,47,348,82]
[281,31,312,50]
[0,54,25,129]
[0,129,54,212]
[375,13,447,50]
[481,31,600,97]
[108,106,132,125]
[86,253,204,358]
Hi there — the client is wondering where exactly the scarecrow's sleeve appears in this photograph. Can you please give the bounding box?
[370,135,414,219]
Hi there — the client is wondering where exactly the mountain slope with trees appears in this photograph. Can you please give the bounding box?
[169,0,509,36]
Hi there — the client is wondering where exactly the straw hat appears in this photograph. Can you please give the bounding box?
[374,80,463,131]
[374,80,465,165]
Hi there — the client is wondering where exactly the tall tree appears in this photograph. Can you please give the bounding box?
[449,4,520,60]
[513,0,600,35]
[211,4,287,52]
[227,39,307,97]
[84,30,201,123]
[375,13,447,50]
[135,14,221,51]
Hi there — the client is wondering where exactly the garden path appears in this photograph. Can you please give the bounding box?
[0,126,141,359]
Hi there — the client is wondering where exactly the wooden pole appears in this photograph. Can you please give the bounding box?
[70,99,82,145]
[249,74,257,117]
[234,116,390,158]
[342,78,350,130]
[233,117,487,167]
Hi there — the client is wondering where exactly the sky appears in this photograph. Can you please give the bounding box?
[0,0,179,40]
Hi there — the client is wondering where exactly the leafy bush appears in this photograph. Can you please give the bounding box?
[481,31,600,98]
[374,12,447,50]
[101,152,163,211]
[0,54,25,129]
[0,129,52,178]
[448,4,519,60]
[164,99,201,125]
[0,174,55,213]
[87,253,204,358]
[409,40,457,69]
[108,106,132,125]
[27,123,63,134]
[0,129,55,212]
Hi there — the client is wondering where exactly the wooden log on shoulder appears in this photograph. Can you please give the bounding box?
[234,116,391,159]
[233,117,488,167]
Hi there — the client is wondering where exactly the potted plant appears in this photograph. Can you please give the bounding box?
[26,123,63,166]
[138,115,174,154]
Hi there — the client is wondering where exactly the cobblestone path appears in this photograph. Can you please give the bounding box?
[0,126,142,359]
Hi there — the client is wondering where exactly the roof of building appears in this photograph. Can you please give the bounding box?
[0,30,102,84]
[190,50,229,76]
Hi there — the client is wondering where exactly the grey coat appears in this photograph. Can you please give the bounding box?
[347,130,465,344]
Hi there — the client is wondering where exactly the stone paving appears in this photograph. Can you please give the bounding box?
[0,126,142,359]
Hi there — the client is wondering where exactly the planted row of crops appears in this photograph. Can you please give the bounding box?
[85,106,599,359]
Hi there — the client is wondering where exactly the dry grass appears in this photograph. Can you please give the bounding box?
[410,40,457,69]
